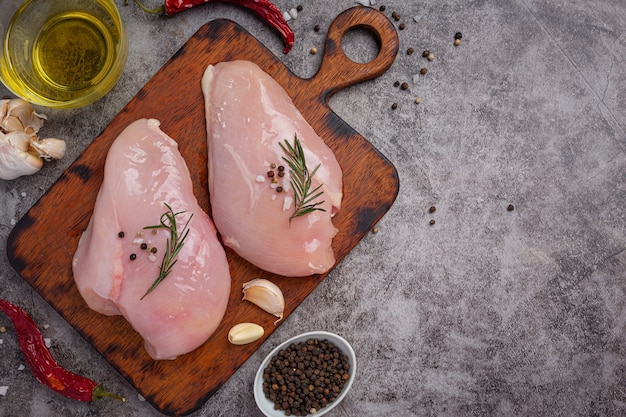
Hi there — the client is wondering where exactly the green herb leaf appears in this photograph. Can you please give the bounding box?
[279,134,326,224]
[141,202,192,300]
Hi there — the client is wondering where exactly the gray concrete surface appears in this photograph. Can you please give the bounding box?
[1,0,625,416]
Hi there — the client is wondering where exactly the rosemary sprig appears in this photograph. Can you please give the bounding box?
[279,134,326,224]
[140,203,192,300]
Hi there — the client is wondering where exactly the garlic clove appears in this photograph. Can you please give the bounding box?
[30,138,67,161]
[0,132,43,180]
[2,115,25,133]
[0,98,46,134]
[0,100,9,127]
[242,278,285,324]
[228,323,264,345]
[6,131,31,152]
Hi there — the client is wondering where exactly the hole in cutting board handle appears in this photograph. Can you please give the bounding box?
[341,26,382,64]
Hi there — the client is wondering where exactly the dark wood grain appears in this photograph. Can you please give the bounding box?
[6,6,399,416]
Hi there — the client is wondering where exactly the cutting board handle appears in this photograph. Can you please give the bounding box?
[311,6,399,101]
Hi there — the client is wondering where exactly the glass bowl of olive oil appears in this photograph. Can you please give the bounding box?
[0,0,128,109]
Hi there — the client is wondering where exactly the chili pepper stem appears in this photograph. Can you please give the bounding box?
[132,0,165,15]
[93,385,126,402]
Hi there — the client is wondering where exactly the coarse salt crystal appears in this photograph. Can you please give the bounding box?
[0,386,8,396]
[255,175,266,183]
[138,393,146,402]
[42,324,50,329]
[21,192,26,197]
[282,11,291,21]
[289,8,298,19]
[0,339,3,344]
[133,238,144,244]
[283,196,293,211]
[44,338,51,348]
[356,0,370,6]
[18,365,25,371]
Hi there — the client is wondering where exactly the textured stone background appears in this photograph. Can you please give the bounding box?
[1,0,625,416]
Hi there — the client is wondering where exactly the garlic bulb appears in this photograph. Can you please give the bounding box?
[0,98,65,180]
[242,278,285,324]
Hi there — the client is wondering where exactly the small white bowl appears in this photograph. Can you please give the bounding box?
[254,331,357,417]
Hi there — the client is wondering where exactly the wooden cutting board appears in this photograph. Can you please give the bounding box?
[6,6,399,416]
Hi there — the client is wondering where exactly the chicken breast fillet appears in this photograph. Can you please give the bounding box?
[72,118,231,360]
[202,60,343,277]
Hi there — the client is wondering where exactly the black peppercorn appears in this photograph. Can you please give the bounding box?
[455,31,463,40]
[267,170,275,178]
[420,67,428,75]
[399,22,405,30]
[391,103,398,110]
[277,186,283,193]
[118,231,125,238]
[296,5,303,12]
[130,253,137,260]
[379,5,386,11]
[394,80,400,87]
[140,243,148,250]
[429,206,436,213]
[407,47,414,55]
[262,338,350,416]
[422,50,430,57]
[507,204,515,211]
[401,82,409,90]
[429,219,436,225]
[313,24,320,32]
[277,165,285,172]
[150,247,157,254]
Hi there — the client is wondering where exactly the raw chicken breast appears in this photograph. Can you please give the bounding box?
[72,118,231,360]
[202,60,342,277]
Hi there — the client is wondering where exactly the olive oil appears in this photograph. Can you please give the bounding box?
[33,12,113,90]
[0,0,127,108]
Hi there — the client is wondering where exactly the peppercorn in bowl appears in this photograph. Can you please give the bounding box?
[254,331,356,416]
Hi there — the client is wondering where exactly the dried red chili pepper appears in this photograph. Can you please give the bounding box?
[0,299,125,403]
[134,0,295,53]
